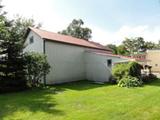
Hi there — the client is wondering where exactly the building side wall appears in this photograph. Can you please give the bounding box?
[24,31,44,53]
[45,41,86,84]
[84,52,111,82]
[25,31,129,84]
[146,50,160,73]
[84,52,128,82]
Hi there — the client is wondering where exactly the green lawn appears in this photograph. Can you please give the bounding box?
[1,80,160,120]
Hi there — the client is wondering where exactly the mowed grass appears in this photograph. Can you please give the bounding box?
[1,80,160,120]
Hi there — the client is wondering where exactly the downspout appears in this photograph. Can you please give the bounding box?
[43,39,46,86]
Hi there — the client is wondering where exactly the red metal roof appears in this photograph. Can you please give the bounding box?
[29,27,111,51]
[86,50,135,60]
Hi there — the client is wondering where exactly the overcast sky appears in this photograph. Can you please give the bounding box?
[2,0,160,45]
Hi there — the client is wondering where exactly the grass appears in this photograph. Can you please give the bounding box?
[1,80,160,120]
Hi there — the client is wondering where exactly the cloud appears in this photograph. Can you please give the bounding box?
[91,25,160,45]
[2,0,70,32]
[2,0,160,46]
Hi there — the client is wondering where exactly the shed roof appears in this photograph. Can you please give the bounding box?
[86,50,135,60]
[28,27,111,51]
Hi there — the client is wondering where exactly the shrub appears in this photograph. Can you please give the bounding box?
[24,52,51,87]
[141,74,157,83]
[112,62,142,83]
[112,63,129,82]
[118,76,143,88]
[128,62,143,78]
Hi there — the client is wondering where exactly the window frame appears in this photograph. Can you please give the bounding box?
[107,59,112,67]
[29,36,34,44]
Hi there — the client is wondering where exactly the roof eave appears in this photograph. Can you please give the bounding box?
[44,38,111,51]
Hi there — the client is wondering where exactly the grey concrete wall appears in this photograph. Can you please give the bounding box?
[45,41,86,84]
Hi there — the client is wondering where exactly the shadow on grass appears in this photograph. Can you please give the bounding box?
[0,88,64,119]
[144,78,160,87]
[53,80,113,91]
[0,80,113,119]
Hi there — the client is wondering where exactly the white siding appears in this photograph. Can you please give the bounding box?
[24,31,44,53]
[25,31,130,84]
[85,52,130,82]
[45,41,86,84]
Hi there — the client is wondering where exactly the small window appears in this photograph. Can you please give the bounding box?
[155,64,158,67]
[107,59,112,67]
[29,36,34,44]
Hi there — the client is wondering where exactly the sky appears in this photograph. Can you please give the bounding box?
[2,0,160,45]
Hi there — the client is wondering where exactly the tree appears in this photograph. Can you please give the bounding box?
[0,13,27,92]
[117,45,129,55]
[58,19,92,40]
[134,37,146,52]
[13,15,41,47]
[122,37,146,55]
[144,41,157,50]
[105,44,129,56]
[0,7,42,92]
[106,44,118,54]
[24,52,50,87]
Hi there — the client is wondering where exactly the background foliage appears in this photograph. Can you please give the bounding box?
[58,19,92,40]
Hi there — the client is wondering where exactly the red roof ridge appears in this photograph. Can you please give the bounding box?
[29,27,86,41]
[28,27,111,51]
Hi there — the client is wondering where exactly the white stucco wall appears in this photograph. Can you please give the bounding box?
[45,41,86,84]
[85,52,130,82]
[24,31,44,53]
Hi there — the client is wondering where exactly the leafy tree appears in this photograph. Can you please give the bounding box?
[106,44,129,56]
[117,45,129,55]
[158,40,160,47]
[24,52,50,87]
[134,37,146,52]
[122,37,146,55]
[107,37,160,56]
[58,19,92,40]
[106,44,118,54]
[144,41,157,50]
[122,38,134,55]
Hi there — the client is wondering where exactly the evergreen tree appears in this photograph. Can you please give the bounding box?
[0,9,27,92]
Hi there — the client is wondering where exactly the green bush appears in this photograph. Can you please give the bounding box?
[141,74,157,83]
[24,52,51,87]
[118,76,143,88]
[112,63,129,82]
[128,62,143,78]
[112,62,142,83]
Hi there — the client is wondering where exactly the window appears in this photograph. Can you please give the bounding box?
[155,64,158,67]
[29,36,34,44]
[107,59,112,67]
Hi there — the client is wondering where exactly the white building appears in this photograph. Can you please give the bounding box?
[25,27,132,84]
